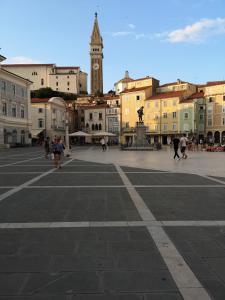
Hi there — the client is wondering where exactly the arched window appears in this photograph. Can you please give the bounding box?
[95,124,98,130]
[20,105,25,118]
[92,124,95,130]
[214,131,220,143]
[99,123,102,130]
[86,123,89,128]
[38,119,44,128]
[12,129,17,143]
[41,78,44,85]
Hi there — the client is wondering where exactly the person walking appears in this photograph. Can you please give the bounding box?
[100,137,106,151]
[180,133,188,159]
[173,136,180,160]
[52,138,64,168]
[44,137,50,159]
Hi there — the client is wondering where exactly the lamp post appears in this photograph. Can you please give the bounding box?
[64,112,71,157]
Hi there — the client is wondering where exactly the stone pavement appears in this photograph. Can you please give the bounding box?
[0,146,225,299]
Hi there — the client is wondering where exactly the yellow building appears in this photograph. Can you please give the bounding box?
[198,81,225,143]
[120,76,159,143]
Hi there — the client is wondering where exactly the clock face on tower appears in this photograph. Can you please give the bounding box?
[93,63,99,70]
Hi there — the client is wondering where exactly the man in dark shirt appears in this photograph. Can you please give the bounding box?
[173,136,180,160]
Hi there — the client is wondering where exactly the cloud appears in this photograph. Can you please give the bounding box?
[128,23,135,29]
[4,56,41,64]
[167,18,225,43]
[112,31,133,37]
[135,33,148,39]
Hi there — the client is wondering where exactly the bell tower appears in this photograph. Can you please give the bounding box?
[90,13,103,95]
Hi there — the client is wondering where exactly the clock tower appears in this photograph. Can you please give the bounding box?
[90,13,103,95]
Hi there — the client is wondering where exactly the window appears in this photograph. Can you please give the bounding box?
[99,113,102,120]
[56,82,58,86]
[172,112,177,118]
[38,108,43,113]
[12,85,16,95]
[80,83,82,88]
[163,112,167,118]
[67,82,70,86]
[95,124,98,130]
[209,97,214,102]
[32,71,38,75]
[41,79,44,86]
[155,101,158,107]
[81,117,84,122]
[99,123,102,130]
[116,100,119,106]
[172,123,177,131]
[56,76,58,79]
[163,101,167,107]
[38,118,44,128]
[67,76,69,79]
[155,124,159,131]
[207,107,213,114]
[21,106,25,118]
[2,81,6,91]
[136,95,140,101]
[173,99,177,106]
[184,112,189,119]
[223,95,225,101]
[92,124,95,130]
[2,102,7,115]
[183,123,189,131]
[67,88,70,90]
[223,118,225,125]
[208,119,212,126]
[21,88,24,97]
[200,114,204,120]
[125,122,129,128]
[12,103,16,117]
[223,106,225,113]
[89,113,93,120]
[154,114,158,120]
[163,124,168,131]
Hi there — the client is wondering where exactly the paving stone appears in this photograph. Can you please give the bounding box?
[0,173,38,186]
[33,173,123,186]
[0,297,67,300]
[121,166,165,173]
[127,173,220,185]
[0,166,52,173]
[72,294,142,300]
[0,188,140,222]
[137,187,225,220]
[205,257,225,281]
[23,272,101,295]
[0,255,52,272]
[103,271,178,292]
[145,293,183,299]
[201,279,225,300]
[0,273,28,295]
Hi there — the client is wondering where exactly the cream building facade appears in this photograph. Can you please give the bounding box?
[31,97,72,141]
[2,64,87,94]
[0,56,32,147]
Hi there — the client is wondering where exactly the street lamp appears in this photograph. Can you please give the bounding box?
[64,113,71,157]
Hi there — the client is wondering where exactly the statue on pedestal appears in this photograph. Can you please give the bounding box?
[137,106,144,123]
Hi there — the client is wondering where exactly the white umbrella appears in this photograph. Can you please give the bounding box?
[69,131,91,137]
[92,131,116,136]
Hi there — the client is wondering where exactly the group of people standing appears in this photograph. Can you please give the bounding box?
[173,134,188,160]
[44,137,65,168]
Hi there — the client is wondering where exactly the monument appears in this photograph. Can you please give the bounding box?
[135,106,147,146]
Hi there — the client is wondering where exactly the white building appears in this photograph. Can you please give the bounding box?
[0,55,32,147]
[2,64,87,94]
[105,95,121,141]
[114,71,133,95]
[31,97,70,141]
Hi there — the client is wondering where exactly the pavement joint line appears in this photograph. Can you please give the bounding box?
[0,155,43,168]
[0,172,44,174]
[22,184,225,188]
[0,158,76,203]
[114,163,212,300]
[1,220,225,229]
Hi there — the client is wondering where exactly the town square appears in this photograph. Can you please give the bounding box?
[1,0,225,299]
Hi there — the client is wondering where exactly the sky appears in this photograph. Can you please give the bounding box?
[1,0,225,92]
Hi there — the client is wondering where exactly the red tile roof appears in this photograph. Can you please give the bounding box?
[185,92,204,100]
[159,81,187,87]
[146,90,185,100]
[2,64,55,67]
[56,66,80,69]
[199,80,225,87]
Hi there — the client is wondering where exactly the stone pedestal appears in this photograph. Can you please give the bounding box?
[135,122,147,146]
